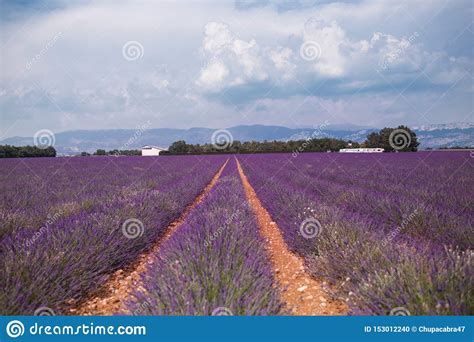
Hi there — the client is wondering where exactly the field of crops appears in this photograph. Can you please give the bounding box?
[0,152,472,316]
[0,156,226,315]
[239,151,473,315]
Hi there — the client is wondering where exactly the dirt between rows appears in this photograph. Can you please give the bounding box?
[68,159,229,315]
[236,158,348,315]
[69,157,346,316]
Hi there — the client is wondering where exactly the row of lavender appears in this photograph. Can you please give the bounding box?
[238,152,473,315]
[0,155,225,315]
[127,159,282,315]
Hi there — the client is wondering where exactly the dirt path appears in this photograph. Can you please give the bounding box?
[236,158,347,315]
[69,159,229,315]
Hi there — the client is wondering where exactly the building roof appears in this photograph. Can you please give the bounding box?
[339,147,384,152]
[142,145,167,151]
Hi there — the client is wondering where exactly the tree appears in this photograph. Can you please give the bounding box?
[0,145,56,158]
[94,149,106,156]
[365,132,381,148]
[168,140,189,154]
[166,137,354,155]
[364,125,419,152]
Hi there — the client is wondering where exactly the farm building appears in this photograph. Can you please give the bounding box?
[141,145,167,156]
[339,148,384,153]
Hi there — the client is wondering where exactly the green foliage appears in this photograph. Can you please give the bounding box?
[364,125,419,152]
[0,145,56,158]
[91,149,141,156]
[167,137,356,155]
[94,149,107,156]
[168,140,190,154]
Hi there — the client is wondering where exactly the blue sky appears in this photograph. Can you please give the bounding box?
[0,0,473,138]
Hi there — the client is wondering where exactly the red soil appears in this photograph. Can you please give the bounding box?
[68,159,229,315]
[236,158,348,316]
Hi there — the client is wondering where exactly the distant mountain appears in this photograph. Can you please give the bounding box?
[1,123,472,154]
[412,122,474,131]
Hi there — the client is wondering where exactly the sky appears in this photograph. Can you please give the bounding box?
[0,0,473,138]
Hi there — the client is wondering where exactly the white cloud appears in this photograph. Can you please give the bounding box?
[303,19,347,77]
[269,47,296,80]
[232,38,267,80]
[197,59,229,90]
[197,22,269,91]
[195,15,467,96]
[202,22,233,54]
[0,0,472,138]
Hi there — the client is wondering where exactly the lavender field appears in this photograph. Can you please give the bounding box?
[239,151,473,315]
[0,152,472,316]
[0,156,226,314]
[128,159,282,315]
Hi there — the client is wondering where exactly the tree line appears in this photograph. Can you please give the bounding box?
[364,125,419,152]
[167,137,358,155]
[167,126,420,154]
[87,149,142,156]
[0,145,56,158]
[0,126,422,158]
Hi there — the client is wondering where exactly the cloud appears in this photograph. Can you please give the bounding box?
[303,18,347,77]
[195,14,470,107]
[269,47,296,80]
[202,22,234,54]
[197,59,230,90]
[197,22,270,91]
[0,0,472,139]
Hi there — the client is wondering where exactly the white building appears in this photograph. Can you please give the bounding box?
[339,148,384,153]
[141,145,167,156]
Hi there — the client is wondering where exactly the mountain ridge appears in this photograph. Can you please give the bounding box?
[1,123,472,154]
